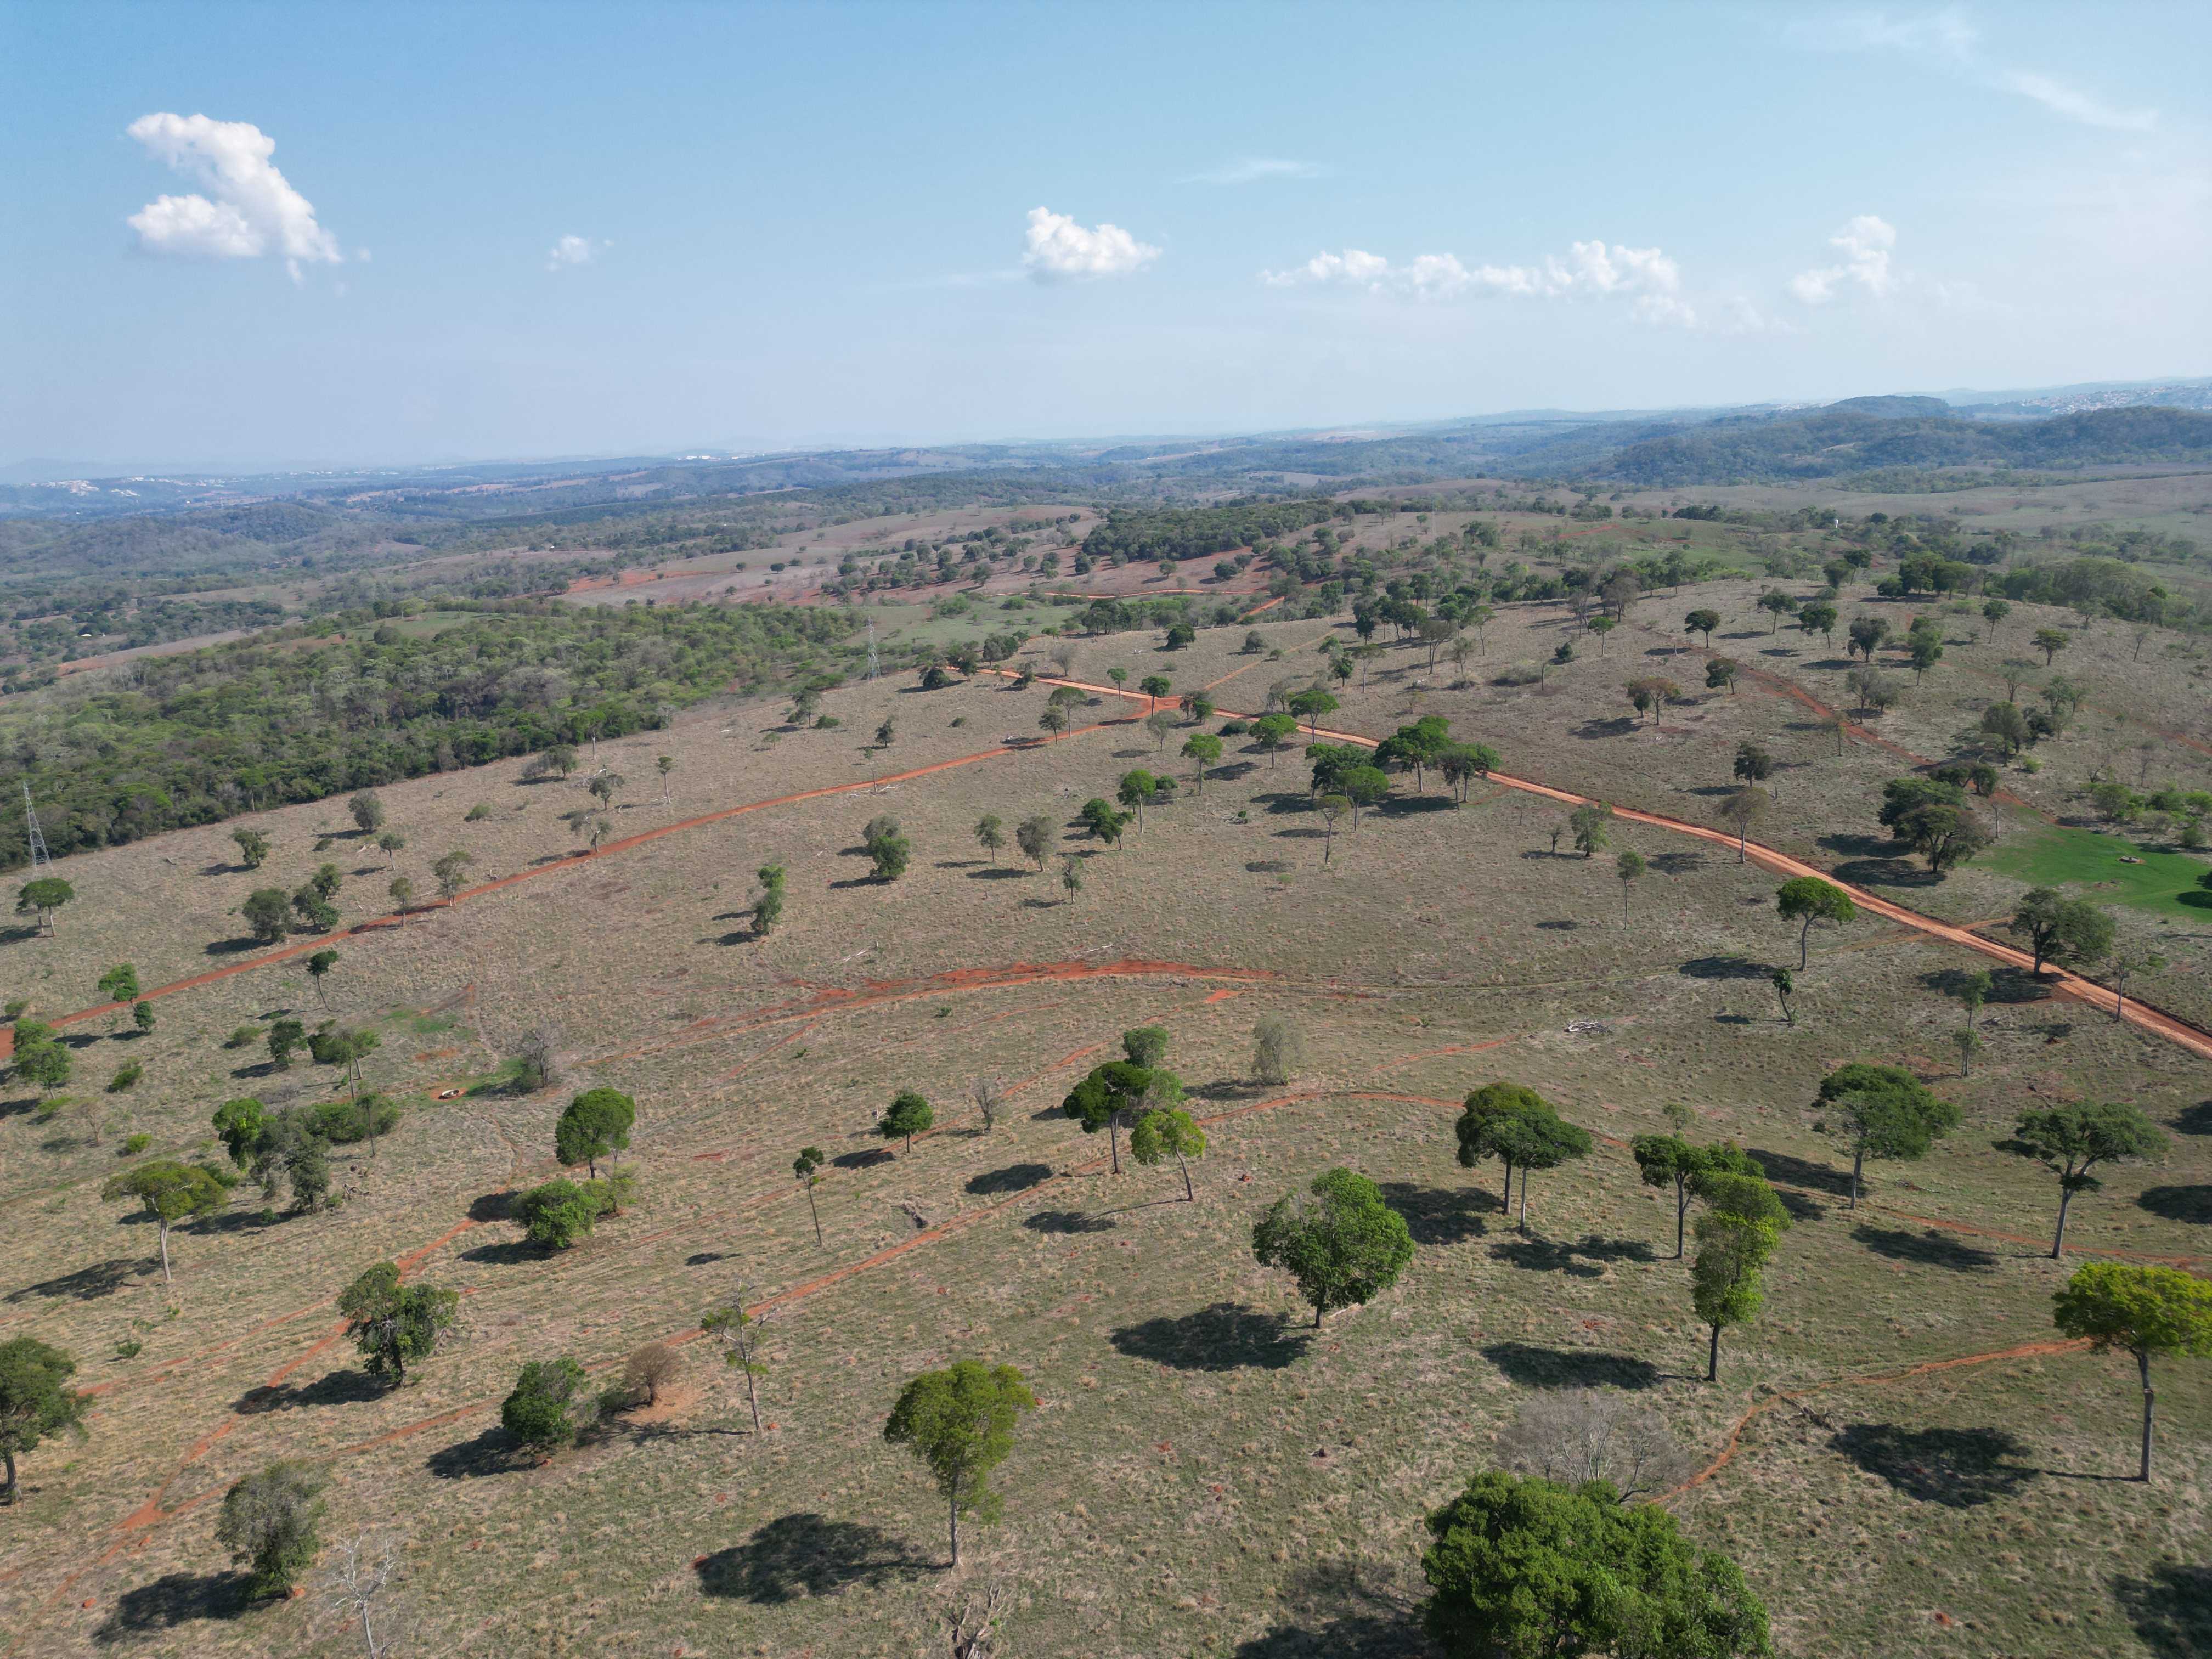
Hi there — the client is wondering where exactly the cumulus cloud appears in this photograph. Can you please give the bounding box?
[1263,238,1690,319]
[1022,207,1161,283]
[1788,214,1898,303]
[1181,157,1331,185]
[125,112,340,279]
[545,234,607,272]
[1790,9,2155,131]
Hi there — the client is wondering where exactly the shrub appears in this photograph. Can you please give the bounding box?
[501,1357,589,1457]
[309,1095,401,1145]
[120,1132,152,1155]
[107,1063,144,1093]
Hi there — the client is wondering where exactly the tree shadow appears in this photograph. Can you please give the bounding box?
[92,1572,250,1641]
[1649,851,1706,876]
[832,1148,894,1170]
[1489,1235,1655,1277]
[1480,1341,1660,1389]
[1572,717,1638,740]
[467,1190,515,1223]
[1829,1423,2035,1508]
[426,1424,518,1479]
[1852,1224,2000,1271]
[696,1512,930,1601]
[2136,1185,2212,1225]
[1232,1613,1429,1658]
[966,1162,1053,1196]
[967,867,1029,881]
[1749,1147,1855,1198]
[1679,955,1771,980]
[1109,1302,1312,1370]
[687,1251,726,1267]
[1831,856,1938,889]
[1378,1181,1497,1245]
[1773,1188,1827,1223]
[2113,1563,2212,1658]
[204,935,273,957]
[2172,1101,2212,1136]
[460,1238,542,1266]
[5,1257,159,1302]
[1534,918,1579,930]
[234,1367,386,1414]
[1023,1210,1114,1234]
[1375,796,1454,818]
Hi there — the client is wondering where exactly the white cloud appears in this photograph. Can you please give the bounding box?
[1790,9,2155,131]
[1181,157,1331,185]
[545,234,607,272]
[1021,207,1161,283]
[125,112,340,279]
[1788,214,1898,303]
[1263,238,1689,319]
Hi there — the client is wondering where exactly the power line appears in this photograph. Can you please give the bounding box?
[21,781,52,874]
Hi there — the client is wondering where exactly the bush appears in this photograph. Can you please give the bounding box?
[223,1025,261,1049]
[501,1357,589,1457]
[465,802,493,821]
[309,1094,401,1145]
[622,1341,681,1406]
[121,1132,152,1155]
[106,1063,144,1093]
[815,715,840,729]
[512,1178,601,1249]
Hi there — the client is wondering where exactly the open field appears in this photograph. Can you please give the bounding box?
[1,599,2208,1658]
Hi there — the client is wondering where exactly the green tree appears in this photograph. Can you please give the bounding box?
[2008,1102,2167,1258]
[376,829,407,868]
[14,877,72,937]
[1121,1026,1169,1066]
[753,864,786,936]
[388,874,415,919]
[1770,966,1795,1025]
[1455,1082,1545,1208]
[2032,627,2069,667]
[1684,607,1721,646]
[2009,888,2114,975]
[1615,850,1645,928]
[232,827,270,869]
[862,815,911,881]
[1015,814,1054,872]
[878,1088,933,1154]
[348,791,386,834]
[1732,741,1773,792]
[974,813,1007,860]
[1980,701,2030,757]
[1180,732,1223,794]
[1705,656,1740,695]
[1130,1106,1206,1200]
[1251,1166,1415,1328]
[1287,687,1339,738]
[100,1160,227,1282]
[1115,771,1158,830]
[1815,1063,1961,1209]
[266,1016,306,1070]
[0,1337,86,1504]
[12,1022,70,1099]
[1718,786,1768,864]
[1060,853,1085,905]
[884,1359,1038,1567]
[337,1261,459,1386]
[1340,765,1390,827]
[240,887,291,945]
[1693,1203,1781,1383]
[1774,876,1856,969]
[502,1357,589,1458]
[432,850,474,902]
[1420,1470,1772,1659]
[1143,707,1177,751]
[291,884,338,934]
[1631,1135,1757,1259]
[1138,674,1172,706]
[132,1000,155,1035]
[1567,800,1611,860]
[216,1461,326,1598]
[1317,792,1348,864]
[305,949,339,1009]
[793,1146,826,1245]
[1060,1059,1165,1173]
[1252,712,1299,760]
[2052,1263,2212,1481]
[1489,1103,1594,1230]
[875,716,897,748]
[97,963,140,1018]
[511,1179,602,1250]
[1437,742,1501,804]
[556,1087,636,1179]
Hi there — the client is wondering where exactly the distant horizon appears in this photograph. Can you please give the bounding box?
[9,370,2209,484]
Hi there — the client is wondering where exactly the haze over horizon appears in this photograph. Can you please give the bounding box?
[4,1,2207,468]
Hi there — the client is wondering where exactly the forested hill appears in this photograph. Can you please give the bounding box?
[0,601,855,869]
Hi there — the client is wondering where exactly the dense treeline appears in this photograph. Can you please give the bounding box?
[0,601,855,868]
[1082,500,1343,565]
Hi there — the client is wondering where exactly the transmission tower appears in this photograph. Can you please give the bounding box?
[21,781,52,874]
[865,620,879,682]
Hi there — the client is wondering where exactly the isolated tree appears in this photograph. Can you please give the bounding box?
[974,814,1006,861]
[1732,742,1774,795]
[388,875,414,918]
[0,1338,85,1504]
[998,813,1046,876]
[511,1179,602,1250]
[1718,785,1768,865]
[2008,1102,2167,1258]
[701,1286,770,1433]
[657,753,676,804]
[1251,1016,1303,1085]
[291,882,339,934]
[97,963,140,1017]
[1847,616,1889,663]
[299,949,339,1011]
[619,1341,680,1410]
[1287,687,1339,738]
[502,1357,589,1458]
[1774,876,1855,969]
[793,1146,826,1245]
[1252,712,1299,759]
[1692,1174,1788,1383]
[217,1461,327,1599]
[1798,600,1839,648]
[2009,888,2113,976]
[101,1160,226,1282]
[1768,966,1796,1025]
[1632,1134,1757,1259]
[1317,792,1349,863]
[862,815,912,881]
[12,876,70,939]
[1455,1082,1545,1207]
[1181,732,1223,794]
[241,887,291,944]
[2052,1262,2212,1482]
[374,830,405,869]
[879,1088,934,1154]
[588,772,625,809]
[752,863,786,936]
[1119,1025,1168,1066]
[554,1088,635,1181]
[1684,607,1721,646]
[1500,1388,1683,1501]
[1815,1063,1961,1208]
[2032,627,2069,667]
[1568,800,1611,860]
[10,1018,69,1098]
[544,743,579,779]
[1143,708,1177,751]
[1420,1470,1771,1659]
[875,716,898,749]
[1252,1166,1414,1328]
[884,1359,1039,1567]
[337,1261,459,1386]
[1705,656,1740,696]
[432,850,473,903]
[1130,1106,1206,1200]
[1138,674,1172,707]
[348,792,386,835]
[1615,850,1644,928]
[232,827,271,869]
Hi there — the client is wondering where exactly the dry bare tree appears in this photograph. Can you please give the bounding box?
[1502,1388,1683,1502]
[321,1533,400,1659]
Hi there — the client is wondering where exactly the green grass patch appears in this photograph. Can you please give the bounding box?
[1981,821,2212,916]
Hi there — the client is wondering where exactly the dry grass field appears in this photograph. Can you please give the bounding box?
[2,602,2208,1659]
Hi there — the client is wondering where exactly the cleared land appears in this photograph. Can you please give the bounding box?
[1,599,2208,1659]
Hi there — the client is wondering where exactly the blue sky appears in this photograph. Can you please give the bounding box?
[3,2,2207,467]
